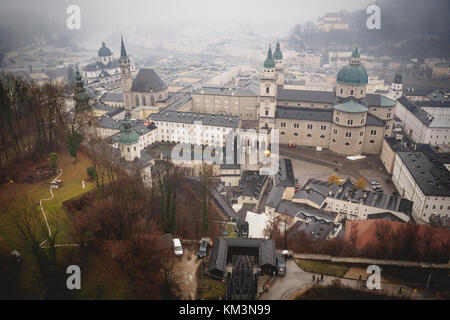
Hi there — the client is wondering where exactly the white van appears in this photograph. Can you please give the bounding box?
[173,238,183,256]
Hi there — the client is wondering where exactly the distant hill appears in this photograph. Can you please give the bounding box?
[288,0,450,58]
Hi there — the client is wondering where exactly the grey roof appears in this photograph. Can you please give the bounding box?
[101,92,123,102]
[192,86,258,97]
[293,189,326,206]
[404,88,435,97]
[238,171,268,199]
[366,113,386,127]
[275,106,333,122]
[150,110,239,128]
[92,104,124,118]
[84,60,120,72]
[276,200,338,222]
[397,151,450,196]
[210,188,238,219]
[265,186,285,209]
[367,212,406,222]
[426,90,450,102]
[417,100,450,108]
[131,68,167,93]
[97,116,122,129]
[209,237,276,275]
[287,219,335,240]
[274,158,295,187]
[164,93,191,111]
[364,93,397,107]
[397,96,433,126]
[384,135,435,153]
[277,88,336,104]
[300,179,413,218]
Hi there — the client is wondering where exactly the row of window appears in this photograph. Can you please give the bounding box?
[335,117,365,125]
[340,88,364,96]
[279,122,327,130]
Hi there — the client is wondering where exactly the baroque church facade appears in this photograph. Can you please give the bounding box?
[259,44,397,155]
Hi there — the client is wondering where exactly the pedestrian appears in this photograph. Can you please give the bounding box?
[312,274,315,282]
[358,275,362,281]
[321,274,324,282]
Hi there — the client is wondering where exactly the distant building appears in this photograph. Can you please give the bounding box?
[83,41,135,85]
[432,63,450,80]
[315,12,349,32]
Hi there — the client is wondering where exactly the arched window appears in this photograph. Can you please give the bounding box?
[345,142,350,146]
[370,140,375,143]
[135,95,140,106]
[150,95,155,105]
[307,133,312,137]
[350,89,354,96]
[320,135,325,139]
[266,87,270,94]
[340,88,343,94]
[142,95,146,106]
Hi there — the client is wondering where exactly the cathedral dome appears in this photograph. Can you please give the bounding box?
[337,46,368,85]
[264,46,275,68]
[98,42,112,57]
[337,65,368,85]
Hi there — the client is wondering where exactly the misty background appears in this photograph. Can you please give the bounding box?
[0,0,449,63]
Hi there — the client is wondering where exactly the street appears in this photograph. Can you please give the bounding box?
[259,259,424,300]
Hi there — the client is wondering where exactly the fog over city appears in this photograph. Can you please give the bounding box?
[0,0,373,52]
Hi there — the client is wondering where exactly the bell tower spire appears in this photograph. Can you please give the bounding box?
[120,34,132,110]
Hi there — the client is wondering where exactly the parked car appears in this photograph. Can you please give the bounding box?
[373,187,383,193]
[276,254,286,277]
[173,238,183,256]
[370,180,380,186]
[197,238,210,258]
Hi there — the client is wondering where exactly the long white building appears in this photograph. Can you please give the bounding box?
[392,150,450,223]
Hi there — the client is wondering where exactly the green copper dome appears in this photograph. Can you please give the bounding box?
[119,113,139,145]
[273,40,283,60]
[337,65,368,84]
[337,47,368,85]
[264,46,275,68]
[334,100,368,113]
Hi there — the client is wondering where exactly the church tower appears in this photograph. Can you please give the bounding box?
[119,112,140,161]
[120,35,132,110]
[389,71,403,100]
[259,46,277,127]
[73,66,90,112]
[273,39,284,88]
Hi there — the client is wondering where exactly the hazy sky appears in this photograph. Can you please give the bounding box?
[2,0,374,32]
